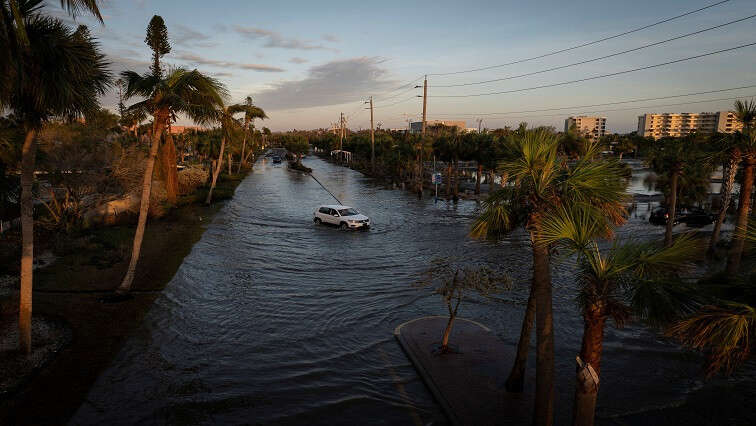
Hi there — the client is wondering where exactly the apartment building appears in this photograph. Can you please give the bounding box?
[564,116,607,140]
[409,120,466,134]
[637,111,744,139]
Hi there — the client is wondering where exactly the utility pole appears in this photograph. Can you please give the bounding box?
[339,112,344,151]
[366,96,375,173]
[419,75,428,198]
[477,118,483,133]
[422,76,428,137]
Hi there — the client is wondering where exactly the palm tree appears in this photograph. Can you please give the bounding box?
[471,130,627,426]
[727,99,756,275]
[205,105,240,205]
[117,67,225,294]
[670,220,755,377]
[235,96,267,173]
[709,132,741,253]
[540,209,699,426]
[646,135,705,247]
[1,9,109,354]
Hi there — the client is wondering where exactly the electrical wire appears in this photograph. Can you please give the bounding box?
[427,42,756,98]
[427,0,731,76]
[428,84,756,117]
[431,14,756,88]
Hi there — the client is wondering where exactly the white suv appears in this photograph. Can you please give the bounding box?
[313,205,370,230]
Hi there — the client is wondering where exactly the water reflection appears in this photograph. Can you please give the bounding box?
[72,156,742,425]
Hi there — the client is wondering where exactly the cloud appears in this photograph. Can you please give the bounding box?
[322,33,339,42]
[173,51,285,72]
[233,26,335,51]
[252,57,397,110]
[172,24,217,48]
[289,57,308,64]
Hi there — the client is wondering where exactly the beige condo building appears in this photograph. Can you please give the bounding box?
[637,111,743,139]
[564,116,607,140]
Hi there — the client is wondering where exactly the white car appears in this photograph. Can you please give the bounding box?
[313,205,370,230]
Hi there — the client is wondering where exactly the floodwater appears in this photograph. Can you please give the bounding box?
[72,156,745,425]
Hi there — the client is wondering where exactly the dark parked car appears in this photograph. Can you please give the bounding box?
[679,208,715,227]
[272,155,282,164]
[649,207,678,226]
[649,207,714,227]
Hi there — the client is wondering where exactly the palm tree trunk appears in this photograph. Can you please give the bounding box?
[475,164,483,195]
[238,121,249,174]
[228,152,232,176]
[505,282,536,392]
[500,172,508,189]
[572,307,606,426]
[161,131,178,204]
[532,234,554,426]
[727,158,755,275]
[665,169,680,247]
[18,128,37,354]
[441,314,455,352]
[453,160,460,200]
[206,136,227,205]
[117,117,166,293]
[446,164,452,197]
[710,154,739,253]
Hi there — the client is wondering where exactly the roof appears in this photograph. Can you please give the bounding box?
[318,204,352,209]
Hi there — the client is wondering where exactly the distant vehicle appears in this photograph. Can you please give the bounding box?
[313,205,370,230]
[679,208,715,227]
[649,207,714,227]
[272,155,282,164]
[649,207,679,226]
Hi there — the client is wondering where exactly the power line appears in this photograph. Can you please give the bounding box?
[374,95,418,109]
[432,94,756,121]
[373,75,425,102]
[429,84,756,117]
[427,0,731,77]
[428,42,756,98]
[431,14,756,88]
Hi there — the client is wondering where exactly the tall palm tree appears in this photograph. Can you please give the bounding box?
[117,68,225,294]
[235,96,267,173]
[709,132,741,253]
[540,209,699,426]
[646,135,705,247]
[727,99,756,275]
[1,8,109,354]
[471,130,627,426]
[205,104,238,205]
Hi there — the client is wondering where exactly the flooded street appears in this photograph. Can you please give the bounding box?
[72,156,741,425]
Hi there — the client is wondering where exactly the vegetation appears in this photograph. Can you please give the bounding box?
[1,0,110,353]
[471,129,627,425]
[415,259,509,353]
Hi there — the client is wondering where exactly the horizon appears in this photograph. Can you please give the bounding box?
[48,0,756,133]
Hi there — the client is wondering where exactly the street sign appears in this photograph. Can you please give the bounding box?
[432,172,442,184]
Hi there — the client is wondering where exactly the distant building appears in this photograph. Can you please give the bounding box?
[169,125,203,135]
[564,116,607,140]
[409,120,466,134]
[637,111,744,139]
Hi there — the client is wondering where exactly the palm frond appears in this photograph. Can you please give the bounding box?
[668,303,755,376]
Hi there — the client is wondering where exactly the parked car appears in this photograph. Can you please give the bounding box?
[649,207,679,226]
[272,155,282,164]
[679,208,715,227]
[313,205,370,230]
[649,206,714,227]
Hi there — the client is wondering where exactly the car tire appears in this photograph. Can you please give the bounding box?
[314,218,321,224]
[340,222,348,230]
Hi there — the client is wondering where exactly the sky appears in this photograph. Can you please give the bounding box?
[48,0,756,133]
